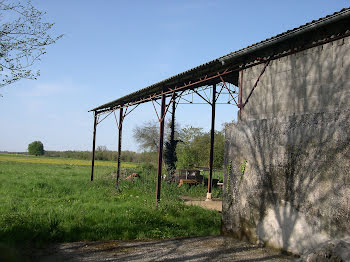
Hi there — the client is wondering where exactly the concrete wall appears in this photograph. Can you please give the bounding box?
[223,37,350,254]
[240,37,350,120]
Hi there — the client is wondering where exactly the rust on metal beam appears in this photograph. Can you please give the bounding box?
[156,92,166,206]
[115,107,123,189]
[207,84,216,199]
[90,111,98,181]
[97,110,114,125]
[91,26,350,115]
[93,69,235,115]
[193,89,211,105]
[160,92,176,123]
[215,84,225,102]
[242,60,270,108]
[170,96,176,143]
[151,99,161,122]
[169,96,176,177]
[124,104,139,118]
[219,75,239,107]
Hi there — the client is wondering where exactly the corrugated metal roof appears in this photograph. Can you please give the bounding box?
[91,7,350,112]
[218,7,350,63]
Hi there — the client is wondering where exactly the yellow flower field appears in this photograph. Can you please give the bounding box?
[0,154,137,168]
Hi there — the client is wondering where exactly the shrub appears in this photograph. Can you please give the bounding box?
[28,141,44,156]
[137,162,155,175]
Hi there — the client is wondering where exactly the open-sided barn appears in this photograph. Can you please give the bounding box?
[91,7,350,254]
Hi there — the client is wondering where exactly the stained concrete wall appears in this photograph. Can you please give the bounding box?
[223,37,350,254]
[240,37,350,121]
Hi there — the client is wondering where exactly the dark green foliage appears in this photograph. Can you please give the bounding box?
[27,141,44,156]
[164,139,179,175]
[164,114,180,176]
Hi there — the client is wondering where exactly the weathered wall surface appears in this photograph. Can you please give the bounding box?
[240,37,350,120]
[223,110,350,254]
[223,37,350,254]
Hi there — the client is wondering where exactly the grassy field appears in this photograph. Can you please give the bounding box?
[0,154,221,252]
[0,153,137,168]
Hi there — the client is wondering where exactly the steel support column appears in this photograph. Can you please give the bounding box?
[156,93,166,206]
[207,84,216,200]
[168,96,176,179]
[115,107,123,189]
[90,111,98,181]
[170,97,176,148]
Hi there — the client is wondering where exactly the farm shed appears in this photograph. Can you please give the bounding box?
[90,7,350,253]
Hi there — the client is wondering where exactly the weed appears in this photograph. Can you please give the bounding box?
[240,160,247,179]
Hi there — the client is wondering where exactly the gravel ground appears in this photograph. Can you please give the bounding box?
[35,236,296,262]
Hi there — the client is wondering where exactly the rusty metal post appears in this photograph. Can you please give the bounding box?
[115,107,123,189]
[90,111,98,181]
[168,96,176,179]
[156,93,166,206]
[207,84,216,200]
[170,97,176,146]
[239,70,243,121]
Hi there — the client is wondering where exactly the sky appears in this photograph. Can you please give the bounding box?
[0,0,349,152]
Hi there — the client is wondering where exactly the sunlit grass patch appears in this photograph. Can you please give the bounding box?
[0,160,221,247]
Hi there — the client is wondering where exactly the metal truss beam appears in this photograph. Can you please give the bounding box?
[94,68,236,115]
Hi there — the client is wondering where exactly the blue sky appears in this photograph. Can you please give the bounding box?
[0,0,348,152]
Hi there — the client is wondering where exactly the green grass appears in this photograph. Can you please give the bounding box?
[0,158,221,249]
[0,153,137,168]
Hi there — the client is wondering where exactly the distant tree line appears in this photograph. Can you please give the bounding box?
[25,122,224,170]
[44,148,157,163]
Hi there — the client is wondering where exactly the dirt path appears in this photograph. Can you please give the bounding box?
[35,236,295,262]
[181,196,222,212]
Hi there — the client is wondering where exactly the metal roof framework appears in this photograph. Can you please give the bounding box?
[89,8,350,206]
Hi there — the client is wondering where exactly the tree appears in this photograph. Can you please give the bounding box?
[28,141,44,156]
[176,145,199,169]
[164,140,178,172]
[133,121,225,169]
[133,121,159,152]
[0,0,62,88]
[178,126,203,144]
[176,126,203,168]
[176,129,225,169]
[134,118,183,153]
[164,117,180,175]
